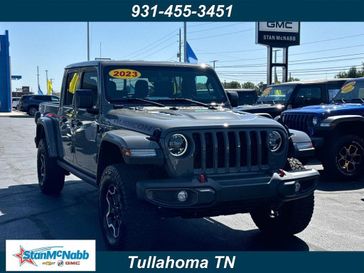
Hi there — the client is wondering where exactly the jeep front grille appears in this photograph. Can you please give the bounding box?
[191,130,270,174]
[282,113,313,134]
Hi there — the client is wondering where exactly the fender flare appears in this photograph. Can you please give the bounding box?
[35,117,63,158]
[320,115,364,128]
[99,129,163,164]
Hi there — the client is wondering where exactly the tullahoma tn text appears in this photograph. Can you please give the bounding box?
[128,256,236,269]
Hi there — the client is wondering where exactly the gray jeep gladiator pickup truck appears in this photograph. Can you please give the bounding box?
[35,61,319,249]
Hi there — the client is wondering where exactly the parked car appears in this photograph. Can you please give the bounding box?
[35,60,318,249]
[17,95,59,115]
[281,77,364,180]
[236,79,349,118]
[12,97,20,109]
[225,88,258,105]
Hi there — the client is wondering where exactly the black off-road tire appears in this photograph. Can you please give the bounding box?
[28,106,37,116]
[99,164,158,250]
[37,139,65,195]
[285,157,306,172]
[321,134,364,180]
[250,194,314,236]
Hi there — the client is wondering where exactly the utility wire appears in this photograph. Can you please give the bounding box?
[197,32,364,55]
[188,23,244,34]
[189,28,254,41]
[128,29,178,58]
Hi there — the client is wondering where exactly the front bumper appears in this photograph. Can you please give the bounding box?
[136,169,319,212]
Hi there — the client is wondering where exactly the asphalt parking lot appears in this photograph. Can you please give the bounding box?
[0,116,363,251]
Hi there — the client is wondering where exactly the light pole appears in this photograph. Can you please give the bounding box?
[211,60,218,69]
[45,69,48,94]
[87,22,90,61]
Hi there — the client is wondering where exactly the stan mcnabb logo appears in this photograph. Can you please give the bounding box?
[13,245,89,267]
[6,240,95,271]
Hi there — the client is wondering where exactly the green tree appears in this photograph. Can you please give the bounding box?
[336,63,364,78]
[288,76,300,82]
[241,82,256,89]
[224,81,241,88]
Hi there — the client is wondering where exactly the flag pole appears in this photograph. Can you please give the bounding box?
[87,22,90,61]
[183,22,187,63]
[37,66,40,91]
[45,69,48,94]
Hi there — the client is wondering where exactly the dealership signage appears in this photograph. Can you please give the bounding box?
[256,21,300,47]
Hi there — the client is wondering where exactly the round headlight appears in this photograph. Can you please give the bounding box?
[168,134,188,157]
[268,131,282,152]
[312,116,318,126]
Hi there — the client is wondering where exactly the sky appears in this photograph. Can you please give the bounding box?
[1,22,364,93]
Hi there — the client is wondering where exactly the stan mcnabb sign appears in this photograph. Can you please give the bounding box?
[256,21,300,47]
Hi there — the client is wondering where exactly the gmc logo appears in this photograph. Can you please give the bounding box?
[267,22,293,29]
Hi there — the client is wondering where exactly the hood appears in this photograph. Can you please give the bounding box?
[284,103,364,117]
[235,103,285,113]
[104,107,284,136]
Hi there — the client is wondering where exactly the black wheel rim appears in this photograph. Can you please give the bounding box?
[38,153,46,185]
[104,185,122,239]
[336,141,363,175]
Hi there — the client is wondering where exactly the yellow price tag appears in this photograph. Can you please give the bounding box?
[341,81,356,94]
[109,69,141,79]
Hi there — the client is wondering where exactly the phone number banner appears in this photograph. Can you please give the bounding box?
[0,0,363,21]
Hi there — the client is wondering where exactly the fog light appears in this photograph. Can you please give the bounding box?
[295,182,301,192]
[177,190,188,202]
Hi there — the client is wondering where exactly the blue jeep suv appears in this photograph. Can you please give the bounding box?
[281,77,364,180]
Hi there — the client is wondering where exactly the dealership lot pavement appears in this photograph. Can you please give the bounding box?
[0,117,363,251]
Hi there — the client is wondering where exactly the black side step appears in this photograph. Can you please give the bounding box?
[57,160,97,186]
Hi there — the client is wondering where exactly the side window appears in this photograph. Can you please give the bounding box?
[63,71,80,106]
[81,70,98,106]
[294,86,322,105]
[195,75,215,99]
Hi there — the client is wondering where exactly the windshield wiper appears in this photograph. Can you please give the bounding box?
[347,98,364,103]
[163,98,217,109]
[333,98,346,103]
[112,98,166,108]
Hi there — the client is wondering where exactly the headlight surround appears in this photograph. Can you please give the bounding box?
[168,134,188,157]
[268,131,283,152]
[312,116,319,126]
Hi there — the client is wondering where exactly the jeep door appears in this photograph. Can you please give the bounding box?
[72,68,99,176]
[59,70,80,164]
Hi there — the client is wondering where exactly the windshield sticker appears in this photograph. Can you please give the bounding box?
[262,87,272,96]
[109,69,141,79]
[341,81,356,94]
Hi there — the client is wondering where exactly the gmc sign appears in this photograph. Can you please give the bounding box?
[256,21,300,46]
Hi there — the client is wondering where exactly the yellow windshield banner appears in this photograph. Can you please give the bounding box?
[341,81,356,94]
[109,69,141,79]
[68,73,79,94]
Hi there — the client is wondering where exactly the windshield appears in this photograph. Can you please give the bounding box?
[257,85,295,104]
[104,66,227,106]
[333,80,364,102]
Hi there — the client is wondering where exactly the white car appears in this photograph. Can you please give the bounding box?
[12,97,20,109]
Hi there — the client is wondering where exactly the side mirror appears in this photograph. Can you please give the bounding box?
[226,90,239,107]
[74,89,94,109]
